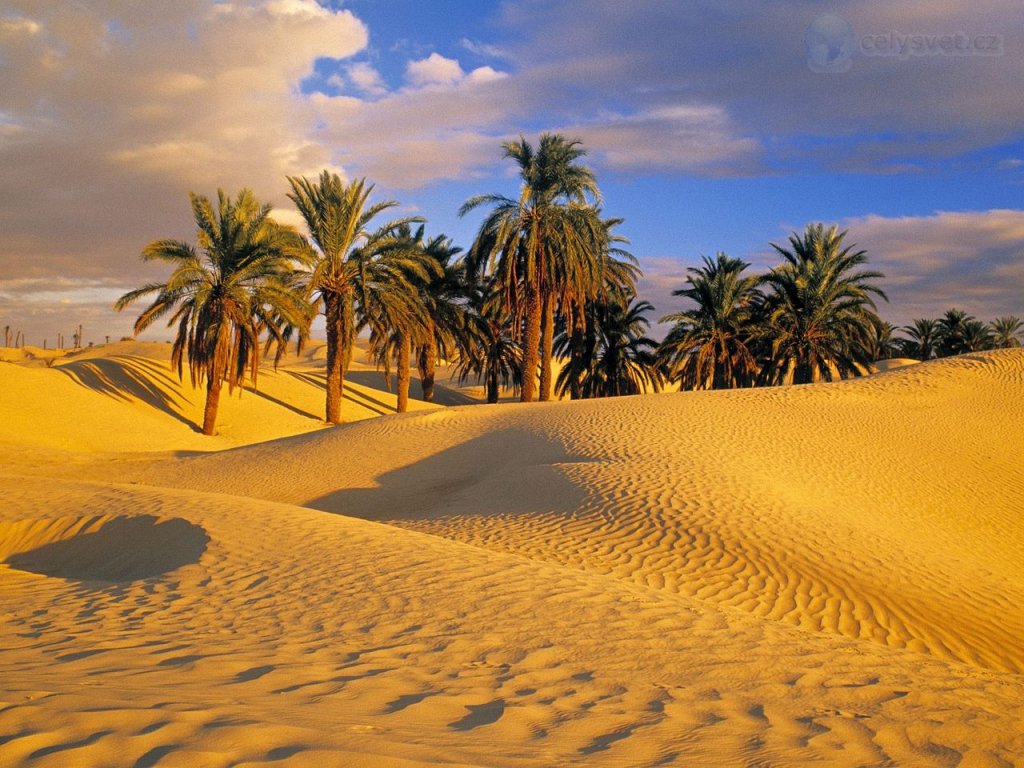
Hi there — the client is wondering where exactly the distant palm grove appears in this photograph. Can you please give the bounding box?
[115,134,1024,434]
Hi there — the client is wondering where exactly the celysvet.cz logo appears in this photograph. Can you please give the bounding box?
[806,14,1004,73]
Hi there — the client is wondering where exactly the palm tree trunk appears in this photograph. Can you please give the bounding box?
[396,333,411,413]
[202,373,223,436]
[520,285,541,402]
[539,291,554,401]
[324,292,345,424]
[417,340,437,402]
[487,367,499,404]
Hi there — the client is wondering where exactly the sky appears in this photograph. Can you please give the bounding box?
[2,0,1023,345]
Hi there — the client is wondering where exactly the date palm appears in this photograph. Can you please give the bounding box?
[114,189,310,435]
[898,318,940,360]
[360,224,443,413]
[455,278,522,404]
[556,297,662,398]
[657,252,762,390]
[990,316,1024,348]
[406,227,469,403]
[865,318,900,362]
[287,172,418,423]
[962,318,994,352]
[760,223,887,385]
[555,222,640,399]
[935,309,975,357]
[461,134,603,402]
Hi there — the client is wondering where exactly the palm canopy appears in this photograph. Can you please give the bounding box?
[460,133,605,402]
[407,228,472,402]
[455,276,523,404]
[990,316,1024,349]
[556,297,662,398]
[935,308,985,356]
[358,222,445,412]
[115,189,310,435]
[554,221,640,400]
[898,318,940,360]
[286,171,419,422]
[759,223,887,385]
[657,252,762,390]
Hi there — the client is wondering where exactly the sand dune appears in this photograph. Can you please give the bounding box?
[0,344,1022,766]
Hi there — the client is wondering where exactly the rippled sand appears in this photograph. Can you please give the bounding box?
[0,343,1021,766]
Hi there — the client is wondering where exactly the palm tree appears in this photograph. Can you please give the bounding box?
[287,172,417,423]
[409,228,470,403]
[555,218,640,399]
[990,316,1024,348]
[657,252,762,390]
[455,278,523,404]
[962,318,994,352]
[935,308,975,357]
[865,318,901,362]
[461,134,604,402]
[556,297,662,398]
[359,224,444,413]
[898,318,940,361]
[760,223,887,385]
[114,189,310,435]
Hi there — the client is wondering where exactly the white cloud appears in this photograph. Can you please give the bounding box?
[0,0,368,342]
[406,52,464,86]
[840,210,1024,323]
[466,66,507,84]
[347,61,388,96]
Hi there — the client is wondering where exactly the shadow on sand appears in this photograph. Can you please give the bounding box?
[306,426,590,522]
[57,356,200,431]
[5,515,209,582]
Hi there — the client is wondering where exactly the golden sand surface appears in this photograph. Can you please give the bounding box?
[0,342,1022,766]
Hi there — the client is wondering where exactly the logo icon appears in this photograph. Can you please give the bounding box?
[806,14,856,73]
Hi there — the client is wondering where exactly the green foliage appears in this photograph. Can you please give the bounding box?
[287,172,420,422]
[758,223,887,384]
[990,316,1024,349]
[555,297,662,398]
[657,253,762,390]
[114,189,311,433]
[461,133,606,401]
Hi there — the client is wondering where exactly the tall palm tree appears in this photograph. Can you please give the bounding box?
[935,308,975,357]
[990,316,1024,348]
[760,223,887,385]
[657,252,762,390]
[115,189,310,435]
[898,318,940,361]
[461,134,604,402]
[287,171,417,423]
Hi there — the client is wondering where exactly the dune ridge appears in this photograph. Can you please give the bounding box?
[0,344,1022,766]
[120,350,1024,672]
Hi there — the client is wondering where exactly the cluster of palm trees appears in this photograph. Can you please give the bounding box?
[115,134,1020,435]
[116,134,657,434]
[895,310,1022,360]
[655,229,1024,391]
[657,224,891,388]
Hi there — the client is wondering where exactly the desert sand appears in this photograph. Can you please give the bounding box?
[0,342,1022,767]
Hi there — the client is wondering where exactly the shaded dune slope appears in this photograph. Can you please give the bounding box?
[138,351,1024,673]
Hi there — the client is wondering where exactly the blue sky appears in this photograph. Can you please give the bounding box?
[1,0,1022,343]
